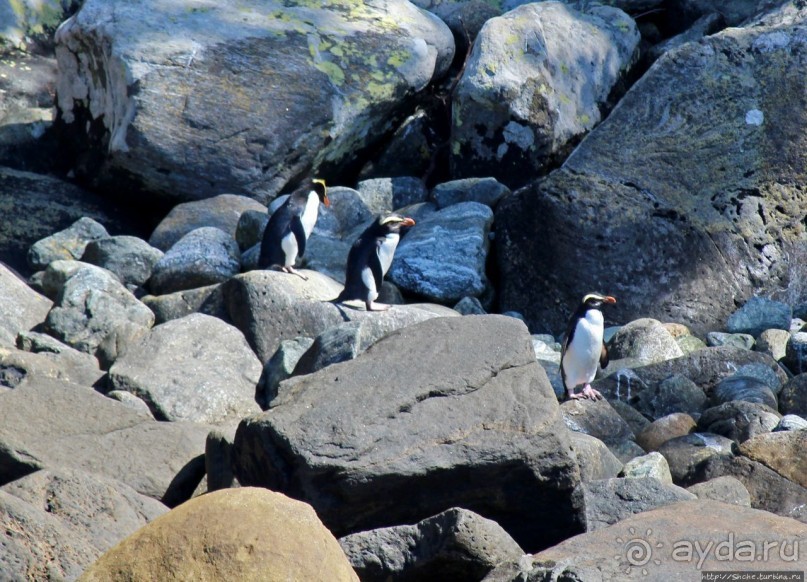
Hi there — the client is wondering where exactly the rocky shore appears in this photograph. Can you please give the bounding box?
[1,0,806,580]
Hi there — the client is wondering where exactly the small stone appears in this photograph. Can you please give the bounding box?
[636,413,697,452]
[783,331,807,375]
[706,331,754,350]
[774,414,807,431]
[81,235,164,288]
[607,318,684,364]
[754,328,790,361]
[454,296,487,315]
[677,334,707,354]
[621,452,673,484]
[431,177,510,209]
[27,217,108,271]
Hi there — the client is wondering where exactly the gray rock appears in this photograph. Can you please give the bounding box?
[607,318,684,365]
[149,194,267,251]
[495,10,807,336]
[0,467,167,581]
[531,336,561,366]
[149,227,241,295]
[572,477,696,532]
[431,178,510,209]
[706,331,755,350]
[632,374,707,420]
[711,375,777,409]
[784,331,807,375]
[568,432,623,483]
[657,433,736,485]
[606,439,647,465]
[621,452,673,484]
[686,476,752,507]
[729,362,786,395]
[27,216,108,271]
[647,12,725,62]
[81,235,164,288]
[488,500,807,581]
[754,328,790,361]
[43,261,154,356]
[388,201,493,303]
[356,177,429,213]
[314,186,376,239]
[224,269,457,362]
[234,209,268,252]
[698,455,807,524]
[451,2,639,186]
[779,373,807,417]
[339,508,523,582]
[0,262,51,347]
[105,390,154,418]
[677,334,708,354]
[141,283,228,325]
[108,313,261,424]
[55,0,453,203]
[679,0,775,27]
[37,258,82,301]
[608,399,651,436]
[301,233,353,283]
[594,347,788,408]
[256,337,315,410]
[1,340,103,389]
[560,398,635,445]
[727,296,791,337]
[791,318,806,333]
[233,316,583,551]
[775,414,807,432]
[698,401,781,444]
[0,377,209,500]
[454,296,486,315]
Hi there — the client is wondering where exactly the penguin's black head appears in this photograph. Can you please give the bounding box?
[376,213,416,234]
[311,179,330,207]
[581,293,616,310]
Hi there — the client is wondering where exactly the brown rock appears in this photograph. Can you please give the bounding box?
[739,431,807,489]
[636,413,697,452]
[79,488,358,582]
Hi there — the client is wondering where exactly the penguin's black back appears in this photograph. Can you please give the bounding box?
[336,226,383,302]
[258,191,309,268]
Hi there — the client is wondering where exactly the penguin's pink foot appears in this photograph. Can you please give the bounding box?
[580,384,603,400]
[282,266,308,281]
[366,301,391,311]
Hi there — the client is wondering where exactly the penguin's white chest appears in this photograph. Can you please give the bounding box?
[300,192,320,237]
[361,233,400,301]
[562,310,604,389]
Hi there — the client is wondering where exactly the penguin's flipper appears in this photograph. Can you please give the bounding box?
[369,243,385,293]
[599,343,609,369]
[290,215,307,259]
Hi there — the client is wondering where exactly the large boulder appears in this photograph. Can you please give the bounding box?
[224,269,457,362]
[0,467,167,581]
[451,2,639,186]
[739,430,807,489]
[107,313,262,424]
[0,377,209,501]
[496,5,807,334]
[80,488,358,582]
[233,315,583,551]
[484,500,807,581]
[54,0,454,203]
[0,262,51,347]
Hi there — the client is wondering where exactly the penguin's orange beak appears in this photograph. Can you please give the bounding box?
[401,217,415,227]
[322,195,330,208]
[604,296,616,304]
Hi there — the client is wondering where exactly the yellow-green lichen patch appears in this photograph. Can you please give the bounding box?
[386,50,411,69]
[314,60,344,86]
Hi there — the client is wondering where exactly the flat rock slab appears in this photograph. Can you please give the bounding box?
[225,270,457,362]
[108,313,261,424]
[485,500,807,581]
[233,315,582,552]
[0,378,210,501]
[0,467,166,581]
[80,488,358,582]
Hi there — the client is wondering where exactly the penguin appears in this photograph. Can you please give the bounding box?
[560,293,616,400]
[334,213,415,311]
[258,179,329,280]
